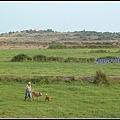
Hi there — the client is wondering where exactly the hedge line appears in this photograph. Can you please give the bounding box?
[10,54,118,63]
[10,54,95,62]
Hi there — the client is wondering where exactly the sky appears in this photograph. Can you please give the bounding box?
[0,1,120,34]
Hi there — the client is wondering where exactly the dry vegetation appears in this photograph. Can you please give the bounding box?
[0,29,120,49]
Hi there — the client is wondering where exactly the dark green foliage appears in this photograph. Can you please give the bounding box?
[94,70,110,85]
[33,54,48,62]
[10,53,95,63]
[86,58,95,62]
[10,54,32,62]
[64,57,79,62]
[48,56,64,62]
[98,56,117,60]
[78,58,89,62]
[48,45,117,49]
[89,50,110,53]
[65,57,95,63]
[33,54,65,62]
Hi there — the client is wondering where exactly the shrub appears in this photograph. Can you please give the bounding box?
[93,69,110,85]
[89,50,109,53]
[64,57,79,62]
[10,54,32,62]
[98,56,116,59]
[33,54,48,62]
[48,56,64,62]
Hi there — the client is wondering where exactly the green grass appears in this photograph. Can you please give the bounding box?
[0,62,120,76]
[0,48,120,62]
[0,81,119,118]
[0,48,120,118]
[0,48,120,76]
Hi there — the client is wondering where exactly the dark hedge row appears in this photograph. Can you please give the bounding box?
[48,44,119,49]
[10,54,95,62]
[10,54,118,63]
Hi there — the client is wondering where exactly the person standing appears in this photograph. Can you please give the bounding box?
[24,82,32,102]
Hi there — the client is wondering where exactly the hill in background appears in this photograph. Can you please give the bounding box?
[0,29,120,49]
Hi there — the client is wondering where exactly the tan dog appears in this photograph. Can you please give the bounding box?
[32,90,42,100]
[45,94,51,102]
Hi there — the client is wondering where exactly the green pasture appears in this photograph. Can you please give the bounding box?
[0,48,120,62]
[0,62,120,76]
[0,81,120,118]
[0,82,120,118]
[0,48,120,76]
[0,48,120,118]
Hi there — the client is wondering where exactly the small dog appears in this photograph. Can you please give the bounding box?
[32,90,42,100]
[45,94,51,102]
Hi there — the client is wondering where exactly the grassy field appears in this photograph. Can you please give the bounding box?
[0,48,120,118]
[0,81,120,118]
[0,48,120,76]
[0,62,120,76]
[0,48,120,61]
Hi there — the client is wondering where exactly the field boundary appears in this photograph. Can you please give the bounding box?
[0,74,120,82]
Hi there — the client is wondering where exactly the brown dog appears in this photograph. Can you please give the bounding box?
[32,90,42,100]
[45,94,51,102]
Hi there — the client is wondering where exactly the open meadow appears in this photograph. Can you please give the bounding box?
[0,48,120,76]
[0,48,120,118]
[0,81,120,118]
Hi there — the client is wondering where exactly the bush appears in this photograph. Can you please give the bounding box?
[33,54,48,62]
[94,69,110,85]
[48,56,64,62]
[98,56,116,59]
[10,53,95,63]
[10,54,32,62]
[64,57,79,62]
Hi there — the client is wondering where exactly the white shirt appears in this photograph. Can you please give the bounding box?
[26,84,31,92]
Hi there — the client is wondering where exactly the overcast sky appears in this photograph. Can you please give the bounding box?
[0,1,120,34]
